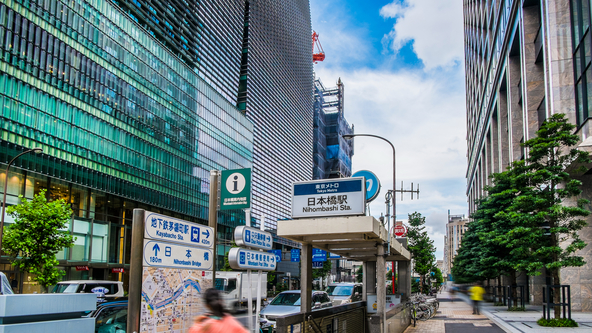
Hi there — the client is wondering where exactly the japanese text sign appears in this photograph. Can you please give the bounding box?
[144,211,213,249]
[291,249,300,262]
[291,178,366,218]
[228,248,277,271]
[234,225,273,251]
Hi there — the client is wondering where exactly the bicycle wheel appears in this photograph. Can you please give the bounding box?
[418,309,431,321]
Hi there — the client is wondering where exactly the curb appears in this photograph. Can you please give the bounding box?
[480,308,521,333]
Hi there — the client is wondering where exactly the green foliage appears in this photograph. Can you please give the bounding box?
[431,267,443,286]
[537,318,578,327]
[507,306,526,311]
[407,212,436,289]
[312,259,332,280]
[494,302,505,306]
[356,266,363,283]
[3,190,74,291]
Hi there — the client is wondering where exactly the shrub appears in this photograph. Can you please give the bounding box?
[537,318,578,327]
[507,306,526,311]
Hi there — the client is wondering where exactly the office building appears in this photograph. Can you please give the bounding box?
[443,213,468,281]
[313,77,354,180]
[464,0,592,310]
[0,0,253,292]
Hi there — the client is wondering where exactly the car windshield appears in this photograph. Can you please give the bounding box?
[95,307,127,330]
[270,293,301,306]
[52,283,80,293]
[326,286,353,296]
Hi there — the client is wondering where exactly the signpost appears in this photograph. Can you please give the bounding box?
[291,177,366,218]
[312,248,327,262]
[228,248,277,270]
[234,225,273,250]
[291,249,300,262]
[352,170,381,202]
[393,221,407,237]
[269,249,282,262]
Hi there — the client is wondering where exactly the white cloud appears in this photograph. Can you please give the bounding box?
[380,0,464,69]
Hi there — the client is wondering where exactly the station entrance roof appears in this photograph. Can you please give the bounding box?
[277,216,411,262]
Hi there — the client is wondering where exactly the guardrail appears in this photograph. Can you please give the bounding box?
[275,302,366,333]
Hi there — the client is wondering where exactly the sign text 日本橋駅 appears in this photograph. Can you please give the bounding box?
[234,225,273,251]
[228,247,277,271]
[291,177,366,218]
[142,240,213,270]
[144,211,214,249]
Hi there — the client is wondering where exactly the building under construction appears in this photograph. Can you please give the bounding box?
[313,77,354,179]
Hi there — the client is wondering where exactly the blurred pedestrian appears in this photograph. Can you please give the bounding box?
[449,285,456,302]
[0,272,14,295]
[189,288,248,333]
[469,282,485,315]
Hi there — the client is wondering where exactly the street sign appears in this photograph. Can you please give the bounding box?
[291,177,366,218]
[142,240,213,270]
[228,247,277,271]
[394,221,407,237]
[220,168,251,210]
[312,261,324,269]
[312,248,327,262]
[144,211,214,249]
[291,249,300,262]
[352,170,381,202]
[269,249,282,262]
[234,225,273,251]
[329,252,340,259]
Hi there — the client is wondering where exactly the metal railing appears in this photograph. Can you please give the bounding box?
[506,285,525,309]
[275,302,366,333]
[542,285,571,320]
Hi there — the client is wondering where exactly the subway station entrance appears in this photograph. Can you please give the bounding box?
[276,215,412,333]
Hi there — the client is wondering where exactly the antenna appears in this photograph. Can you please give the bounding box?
[394,181,420,201]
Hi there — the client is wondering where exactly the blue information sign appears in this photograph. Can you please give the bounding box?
[269,249,282,263]
[291,249,300,262]
[312,248,327,262]
[352,170,381,202]
[312,261,324,268]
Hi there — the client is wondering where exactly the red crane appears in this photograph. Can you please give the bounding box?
[312,31,325,63]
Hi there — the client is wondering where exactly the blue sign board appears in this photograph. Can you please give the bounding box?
[312,248,327,262]
[144,212,214,249]
[291,249,300,262]
[312,261,324,269]
[229,248,277,271]
[329,252,340,259]
[352,170,381,202]
[269,249,282,263]
[142,240,213,270]
[234,226,273,250]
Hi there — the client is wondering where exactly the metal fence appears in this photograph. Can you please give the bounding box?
[276,302,367,333]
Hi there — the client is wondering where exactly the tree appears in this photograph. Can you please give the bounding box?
[407,212,436,293]
[503,114,590,317]
[3,190,74,292]
[431,267,444,286]
[356,266,363,283]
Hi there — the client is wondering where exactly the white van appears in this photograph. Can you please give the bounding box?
[52,280,124,298]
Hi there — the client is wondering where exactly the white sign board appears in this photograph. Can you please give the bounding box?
[143,240,213,270]
[228,247,277,271]
[144,211,214,249]
[234,225,273,250]
[366,294,400,313]
[291,177,366,218]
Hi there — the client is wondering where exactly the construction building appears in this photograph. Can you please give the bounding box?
[464,0,592,310]
[313,77,354,180]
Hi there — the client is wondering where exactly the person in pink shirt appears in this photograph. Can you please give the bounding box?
[189,288,248,333]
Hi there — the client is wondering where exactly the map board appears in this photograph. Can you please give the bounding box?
[139,211,213,333]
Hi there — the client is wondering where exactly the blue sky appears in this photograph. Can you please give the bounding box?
[310,0,466,260]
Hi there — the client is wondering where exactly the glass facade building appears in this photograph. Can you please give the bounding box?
[0,0,253,292]
[243,0,314,239]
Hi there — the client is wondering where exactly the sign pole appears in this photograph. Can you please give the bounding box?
[127,209,145,333]
[209,170,219,273]
[246,207,252,332]
[255,214,265,333]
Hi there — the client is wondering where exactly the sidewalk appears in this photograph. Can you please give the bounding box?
[475,294,592,333]
[404,291,505,333]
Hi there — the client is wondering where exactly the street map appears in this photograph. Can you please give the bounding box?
[140,267,212,333]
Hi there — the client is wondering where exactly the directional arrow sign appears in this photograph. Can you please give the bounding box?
[143,240,213,270]
[144,211,214,249]
[234,225,273,251]
[228,247,277,271]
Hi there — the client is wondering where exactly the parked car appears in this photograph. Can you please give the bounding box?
[85,298,128,333]
[325,283,362,306]
[259,290,332,329]
[52,280,124,299]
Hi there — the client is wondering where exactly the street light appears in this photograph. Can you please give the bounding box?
[342,133,396,246]
[0,147,43,254]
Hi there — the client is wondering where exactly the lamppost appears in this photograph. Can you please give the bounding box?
[342,134,396,243]
[0,148,43,254]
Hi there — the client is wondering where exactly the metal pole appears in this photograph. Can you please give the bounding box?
[245,208,252,332]
[128,209,145,333]
[0,148,42,255]
[208,170,219,274]
[255,214,265,333]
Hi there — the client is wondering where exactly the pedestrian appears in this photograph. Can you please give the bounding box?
[0,272,14,295]
[449,285,456,302]
[189,288,248,333]
[469,282,485,315]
